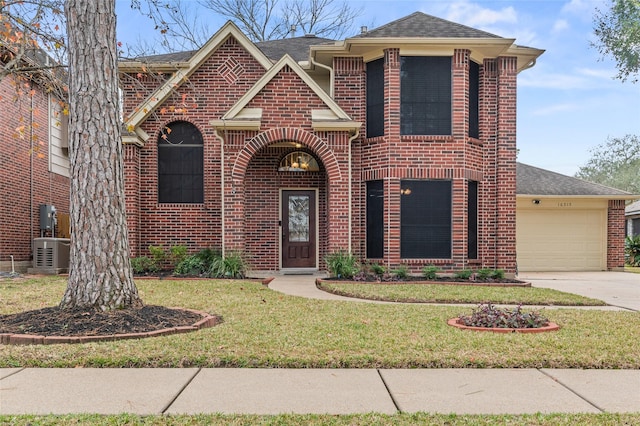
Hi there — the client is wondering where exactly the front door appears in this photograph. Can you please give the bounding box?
[282,190,316,268]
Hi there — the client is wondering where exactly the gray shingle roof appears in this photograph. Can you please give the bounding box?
[516,162,631,196]
[355,11,502,39]
[255,35,335,62]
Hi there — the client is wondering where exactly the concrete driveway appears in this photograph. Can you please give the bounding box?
[518,271,640,311]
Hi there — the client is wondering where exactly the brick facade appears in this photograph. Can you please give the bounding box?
[0,75,69,272]
[118,18,626,273]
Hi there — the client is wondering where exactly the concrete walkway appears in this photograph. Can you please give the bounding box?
[264,271,639,311]
[2,367,639,415]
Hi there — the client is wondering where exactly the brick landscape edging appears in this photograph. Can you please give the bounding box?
[447,318,560,333]
[0,308,222,346]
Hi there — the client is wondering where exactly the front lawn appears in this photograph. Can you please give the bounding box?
[316,280,605,305]
[0,276,638,369]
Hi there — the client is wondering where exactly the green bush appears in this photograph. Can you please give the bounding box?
[130,256,156,274]
[422,265,439,280]
[392,264,409,280]
[369,263,386,276]
[209,251,249,279]
[169,245,188,268]
[492,269,505,279]
[477,268,493,280]
[626,235,640,266]
[455,269,473,280]
[174,254,206,276]
[325,250,359,279]
[148,245,166,271]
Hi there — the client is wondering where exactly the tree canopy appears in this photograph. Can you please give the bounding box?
[593,0,640,83]
[575,135,640,194]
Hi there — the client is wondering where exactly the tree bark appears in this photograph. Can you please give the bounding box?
[60,0,142,310]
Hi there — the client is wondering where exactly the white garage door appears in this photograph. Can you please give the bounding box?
[516,209,606,272]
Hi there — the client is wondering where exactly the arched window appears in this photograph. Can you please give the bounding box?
[157,121,204,203]
[278,151,320,172]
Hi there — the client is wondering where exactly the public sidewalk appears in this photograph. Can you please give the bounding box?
[2,367,639,415]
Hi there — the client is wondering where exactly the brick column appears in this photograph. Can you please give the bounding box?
[383,48,401,268]
[607,199,626,270]
[496,56,518,273]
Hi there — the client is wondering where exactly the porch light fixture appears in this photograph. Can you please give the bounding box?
[532,199,541,205]
[401,188,412,195]
[279,151,319,172]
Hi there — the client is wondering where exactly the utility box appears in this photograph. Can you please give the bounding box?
[31,238,70,274]
[39,204,57,232]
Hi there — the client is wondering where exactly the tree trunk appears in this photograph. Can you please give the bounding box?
[60,0,142,310]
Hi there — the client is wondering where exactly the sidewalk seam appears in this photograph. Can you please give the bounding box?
[376,369,401,413]
[537,369,605,413]
[0,367,25,381]
[160,367,202,414]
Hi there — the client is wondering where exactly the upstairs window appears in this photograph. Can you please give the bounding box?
[366,58,384,138]
[469,61,480,139]
[158,121,204,204]
[400,56,452,136]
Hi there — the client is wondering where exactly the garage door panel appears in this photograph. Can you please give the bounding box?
[517,209,606,272]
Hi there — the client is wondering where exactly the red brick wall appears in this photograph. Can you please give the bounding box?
[123,36,521,273]
[0,76,69,270]
[607,199,626,269]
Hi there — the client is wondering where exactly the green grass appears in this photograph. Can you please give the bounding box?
[625,266,640,274]
[0,413,639,425]
[0,276,638,369]
[317,281,606,306]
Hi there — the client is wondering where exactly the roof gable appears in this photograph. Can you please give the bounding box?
[123,21,272,132]
[212,54,359,132]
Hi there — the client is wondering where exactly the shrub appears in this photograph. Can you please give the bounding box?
[174,254,206,276]
[626,235,640,266]
[458,303,550,329]
[392,264,409,280]
[131,256,156,274]
[492,269,505,279]
[369,263,386,276]
[148,245,167,271]
[325,250,359,279]
[169,245,188,268]
[422,265,439,280]
[454,269,473,280]
[476,268,493,280]
[209,251,249,279]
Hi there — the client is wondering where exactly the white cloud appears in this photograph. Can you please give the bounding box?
[530,102,581,116]
[552,19,569,33]
[445,2,518,27]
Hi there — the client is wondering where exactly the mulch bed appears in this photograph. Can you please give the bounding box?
[0,305,219,338]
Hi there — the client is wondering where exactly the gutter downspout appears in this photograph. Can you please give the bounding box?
[214,122,226,257]
[347,129,360,253]
[310,57,334,98]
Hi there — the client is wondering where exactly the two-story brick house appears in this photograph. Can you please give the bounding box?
[119,12,545,274]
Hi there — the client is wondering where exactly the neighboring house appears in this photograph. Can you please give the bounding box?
[516,163,635,272]
[626,200,640,237]
[119,12,545,274]
[0,66,70,272]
